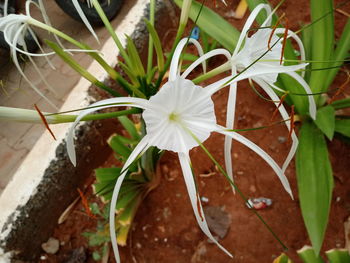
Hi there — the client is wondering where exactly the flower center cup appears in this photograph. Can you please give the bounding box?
[143,77,217,153]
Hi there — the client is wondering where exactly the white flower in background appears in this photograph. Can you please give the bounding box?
[67,37,294,263]
[0,0,100,109]
[222,4,317,190]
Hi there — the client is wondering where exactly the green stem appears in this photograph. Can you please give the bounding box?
[50,108,141,124]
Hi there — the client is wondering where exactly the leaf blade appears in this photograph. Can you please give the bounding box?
[296,122,334,255]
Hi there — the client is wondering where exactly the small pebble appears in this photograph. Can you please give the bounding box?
[136,242,142,249]
[278,136,287,143]
[249,185,256,193]
[164,238,168,243]
[40,256,47,260]
[336,196,341,202]
[201,196,209,203]
[237,171,244,175]
[233,153,239,159]
[41,237,60,255]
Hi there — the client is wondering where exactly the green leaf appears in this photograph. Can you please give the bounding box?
[92,251,101,261]
[297,246,325,263]
[331,98,350,110]
[118,62,139,86]
[117,116,140,140]
[314,106,335,140]
[145,19,165,72]
[325,18,350,87]
[91,0,132,67]
[273,253,293,263]
[296,122,334,255]
[108,134,132,159]
[125,35,145,76]
[95,167,122,182]
[309,0,334,103]
[174,0,240,52]
[45,40,121,97]
[326,248,350,263]
[335,119,350,137]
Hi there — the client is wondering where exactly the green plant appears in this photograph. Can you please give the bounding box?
[274,246,350,263]
[179,0,350,256]
[1,0,347,262]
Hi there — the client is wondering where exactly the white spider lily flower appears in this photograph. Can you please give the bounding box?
[67,38,293,263]
[222,4,317,192]
[0,10,99,109]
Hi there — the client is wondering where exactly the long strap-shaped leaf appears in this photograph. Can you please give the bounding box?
[296,121,334,256]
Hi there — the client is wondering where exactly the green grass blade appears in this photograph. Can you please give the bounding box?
[174,0,240,52]
[325,18,350,87]
[335,119,350,137]
[314,105,335,140]
[145,19,165,72]
[296,122,334,255]
[309,0,334,103]
[45,40,121,97]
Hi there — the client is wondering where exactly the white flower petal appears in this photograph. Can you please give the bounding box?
[224,72,238,193]
[273,28,306,78]
[109,135,151,263]
[216,125,293,199]
[205,63,308,95]
[66,97,150,166]
[182,48,232,79]
[286,72,317,120]
[232,4,272,56]
[143,77,216,153]
[169,38,205,81]
[178,152,233,257]
[254,79,298,175]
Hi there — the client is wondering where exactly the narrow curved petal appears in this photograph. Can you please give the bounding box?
[254,79,298,175]
[224,66,238,194]
[286,72,317,120]
[10,24,58,110]
[72,0,99,42]
[232,4,272,56]
[109,135,151,263]
[178,152,233,257]
[182,48,232,79]
[169,38,205,81]
[215,125,293,199]
[205,63,308,96]
[66,97,150,166]
[273,28,306,78]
